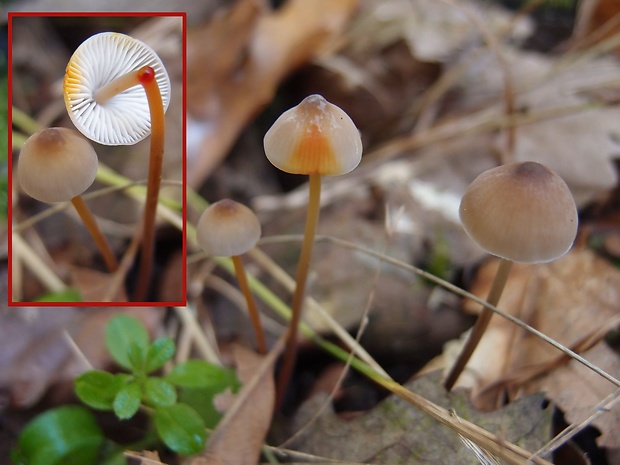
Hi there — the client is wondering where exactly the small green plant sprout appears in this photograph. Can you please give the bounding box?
[73,314,240,456]
[64,32,171,300]
[196,199,267,354]
[263,94,363,404]
[444,161,578,391]
[17,127,118,272]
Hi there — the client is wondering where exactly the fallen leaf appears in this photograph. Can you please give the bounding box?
[186,0,360,187]
[69,266,128,302]
[0,307,165,408]
[277,371,552,465]
[191,340,282,465]
[453,249,620,448]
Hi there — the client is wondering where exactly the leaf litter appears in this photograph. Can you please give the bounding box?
[4,0,620,463]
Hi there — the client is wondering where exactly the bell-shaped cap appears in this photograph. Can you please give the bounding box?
[64,32,171,146]
[263,94,362,176]
[196,199,262,257]
[18,127,98,203]
[459,161,578,263]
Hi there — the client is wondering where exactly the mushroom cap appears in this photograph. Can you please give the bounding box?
[196,199,262,257]
[64,32,171,146]
[459,161,578,263]
[263,94,363,176]
[18,128,98,203]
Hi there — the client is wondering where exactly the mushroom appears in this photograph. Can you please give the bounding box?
[196,199,266,353]
[17,127,118,272]
[263,94,363,401]
[443,161,578,391]
[63,31,171,300]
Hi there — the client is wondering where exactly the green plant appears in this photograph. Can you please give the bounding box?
[13,314,240,464]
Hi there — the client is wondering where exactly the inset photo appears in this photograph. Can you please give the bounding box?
[9,13,186,305]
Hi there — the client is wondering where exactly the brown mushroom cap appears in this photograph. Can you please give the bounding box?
[196,199,261,257]
[263,94,363,176]
[18,128,98,203]
[459,161,578,263]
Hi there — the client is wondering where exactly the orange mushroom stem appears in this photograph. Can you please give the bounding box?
[134,65,166,301]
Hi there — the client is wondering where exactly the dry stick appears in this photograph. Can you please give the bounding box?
[135,66,166,301]
[276,173,321,408]
[11,232,66,293]
[232,254,267,354]
[70,196,118,272]
[444,258,513,390]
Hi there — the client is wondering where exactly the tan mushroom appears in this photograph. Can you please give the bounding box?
[197,199,266,353]
[444,161,578,390]
[18,128,118,272]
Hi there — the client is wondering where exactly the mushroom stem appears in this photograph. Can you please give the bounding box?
[134,65,166,301]
[70,195,118,272]
[276,173,322,407]
[444,258,513,391]
[93,71,140,104]
[232,254,267,354]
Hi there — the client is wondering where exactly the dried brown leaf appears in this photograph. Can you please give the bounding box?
[186,0,360,186]
[191,340,282,465]
[277,371,552,465]
[455,249,620,447]
[0,307,164,408]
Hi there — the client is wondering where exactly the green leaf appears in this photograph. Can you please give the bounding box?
[179,387,226,430]
[105,315,150,371]
[75,371,125,410]
[154,404,206,455]
[166,360,240,390]
[144,377,177,407]
[145,337,175,374]
[34,288,82,302]
[113,381,142,420]
[14,405,104,465]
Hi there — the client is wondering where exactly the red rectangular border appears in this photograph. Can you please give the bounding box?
[8,12,187,307]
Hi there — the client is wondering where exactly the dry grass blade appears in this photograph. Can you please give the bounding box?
[124,450,168,465]
[190,336,285,465]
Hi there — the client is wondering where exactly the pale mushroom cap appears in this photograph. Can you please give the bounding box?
[263,94,363,176]
[459,161,578,263]
[64,32,171,146]
[196,199,262,257]
[18,128,98,203]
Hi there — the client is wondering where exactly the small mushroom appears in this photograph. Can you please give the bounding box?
[263,94,363,402]
[197,199,266,353]
[64,32,171,300]
[444,161,578,390]
[17,128,118,272]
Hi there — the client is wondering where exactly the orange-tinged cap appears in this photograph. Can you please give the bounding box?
[263,94,362,176]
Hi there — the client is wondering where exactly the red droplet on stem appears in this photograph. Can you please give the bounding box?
[138,66,156,84]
